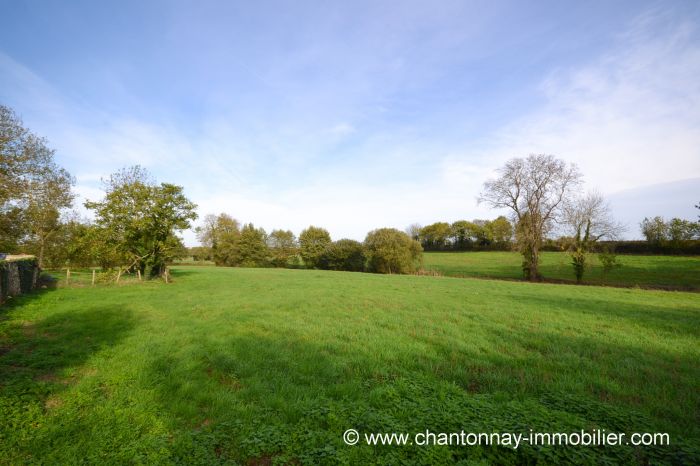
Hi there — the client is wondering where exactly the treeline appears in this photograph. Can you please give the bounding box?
[193,214,423,274]
[1,103,197,279]
[407,216,513,251]
[8,166,197,278]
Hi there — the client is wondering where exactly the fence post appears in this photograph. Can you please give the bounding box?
[92,268,96,286]
[66,268,70,285]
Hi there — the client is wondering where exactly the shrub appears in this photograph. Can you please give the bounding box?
[364,228,423,274]
[318,239,365,271]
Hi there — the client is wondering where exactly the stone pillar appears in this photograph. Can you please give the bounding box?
[7,263,21,296]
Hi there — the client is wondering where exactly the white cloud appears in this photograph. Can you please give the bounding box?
[444,10,700,194]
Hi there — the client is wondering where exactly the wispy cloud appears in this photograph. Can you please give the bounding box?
[2,6,698,244]
[444,8,700,193]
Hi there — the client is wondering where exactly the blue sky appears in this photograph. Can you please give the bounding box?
[1,0,699,243]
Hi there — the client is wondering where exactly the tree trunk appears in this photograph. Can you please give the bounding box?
[38,241,45,269]
[530,246,539,281]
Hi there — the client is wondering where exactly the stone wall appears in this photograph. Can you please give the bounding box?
[0,256,39,304]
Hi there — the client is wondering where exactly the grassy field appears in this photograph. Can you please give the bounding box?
[1,267,699,464]
[424,251,700,290]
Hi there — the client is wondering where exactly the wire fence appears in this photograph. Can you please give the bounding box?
[43,267,172,288]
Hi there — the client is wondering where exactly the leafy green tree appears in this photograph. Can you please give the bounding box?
[667,218,699,248]
[319,239,365,271]
[237,223,269,267]
[85,166,197,278]
[299,226,331,268]
[22,167,74,267]
[450,220,473,250]
[188,246,212,262]
[480,154,581,280]
[640,216,668,245]
[196,213,241,266]
[364,228,422,274]
[1,104,74,257]
[419,222,452,250]
[268,229,298,267]
[485,216,513,246]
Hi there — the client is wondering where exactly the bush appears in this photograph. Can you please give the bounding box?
[364,228,423,274]
[318,239,365,271]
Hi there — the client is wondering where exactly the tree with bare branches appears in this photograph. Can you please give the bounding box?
[479,154,581,280]
[562,192,624,282]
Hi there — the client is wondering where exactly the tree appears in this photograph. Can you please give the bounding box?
[667,218,699,247]
[419,222,452,250]
[237,223,269,267]
[85,166,197,278]
[640,216,668,245]
[22,166,74,267]
[486,216,513,247]
[268,229,298,267]
[299,226,331,268]
[196,213,241,266]
[319,239,366,271]
[364,228,423,274]
[479,154,581,280]
[450,220,474,250]
[188,246,212,262]
[562,192,623,282]
[1,104,74,256]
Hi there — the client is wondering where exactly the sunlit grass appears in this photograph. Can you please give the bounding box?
[0,266,698,463]
[424,251,700,290]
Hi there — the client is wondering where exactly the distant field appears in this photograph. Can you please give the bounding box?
[424,251,700,290]
[1,266,698,464]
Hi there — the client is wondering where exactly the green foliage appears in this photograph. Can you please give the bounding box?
[364,228,422,274]
[0,104,74,259]
[668,217,699,246]
[419,222,452,249]
[188,246,212,262]
[515,212,543,280]
[318,239,365,271]
[640,216,669,245]
[237,224,269,267]
[299,226,331,269]
[598,249,622,276]
[487,216,513,245]
[0,267,698,463]
[417,217,513,251]
[85,166,197,277]
[268,229,298,267]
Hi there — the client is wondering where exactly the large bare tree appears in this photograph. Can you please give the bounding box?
[562,192,624,282]
[479,154,581,280]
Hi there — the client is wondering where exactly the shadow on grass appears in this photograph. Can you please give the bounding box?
[141,325,699,465]
[0,303,136,405]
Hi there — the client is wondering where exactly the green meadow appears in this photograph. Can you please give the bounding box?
[424,251,700,290]
[1,266,699,464]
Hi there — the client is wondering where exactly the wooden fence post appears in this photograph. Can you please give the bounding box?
[66,268,70,285]
[92,269,96,286]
